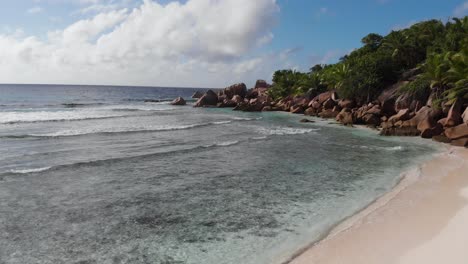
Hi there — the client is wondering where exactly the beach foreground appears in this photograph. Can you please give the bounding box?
[289,146,468,264]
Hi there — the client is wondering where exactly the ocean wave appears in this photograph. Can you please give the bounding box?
[2,140,241,176]
[257,126,320,136]
[208,140,240,147]
[358,145,405,151]
[61,103,106,108]
[1,119,250,138]
[8,167,52,174]
[0,110,131,124]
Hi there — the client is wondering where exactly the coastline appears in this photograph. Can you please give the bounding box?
[286,145,468,264]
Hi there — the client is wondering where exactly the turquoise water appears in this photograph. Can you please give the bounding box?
[0,85,440,264]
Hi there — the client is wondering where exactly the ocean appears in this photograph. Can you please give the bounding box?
[0,84,440,264]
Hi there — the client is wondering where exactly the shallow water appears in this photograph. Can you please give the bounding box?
[0,84,440,264]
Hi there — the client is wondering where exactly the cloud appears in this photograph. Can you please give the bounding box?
[453,1,468,17]
[27,6,44,14]
[0,0,280,87]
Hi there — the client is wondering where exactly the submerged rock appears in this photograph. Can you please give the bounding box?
[300,118,315,123]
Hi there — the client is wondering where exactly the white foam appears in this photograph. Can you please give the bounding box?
[10,167,52,174]
[0,110,128,124]
[215,140,240,147]
[257,126,319,136]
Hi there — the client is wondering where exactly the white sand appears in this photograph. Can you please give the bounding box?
[288,147,468,264]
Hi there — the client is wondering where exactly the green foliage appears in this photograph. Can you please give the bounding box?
[400,77,431,99]
[268,16,468,104]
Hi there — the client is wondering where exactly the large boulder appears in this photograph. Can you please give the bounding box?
[171,97,186,106]
[219,83,247,99]
[338,99,356,109]
[323,98,336,110]
[255,80,272,89]
[451,138,468,147]
[246,87,269,99]
[191,91,204,99]
[308,100,322,109]
[388,109,411,123]
[314,91,338,105]
[194,90,218,107]
[444,99,463,127]
[336,109,354,125]
[232,95,244,104]
[362,113,381,126]
[400,106,442,129]
[217,99,237,108]
[290,105,304,114]
[318,109,339,119]
[463,107,468,124]
[377,85,399,117]
[304,107,318,116]
[444,123,468,140]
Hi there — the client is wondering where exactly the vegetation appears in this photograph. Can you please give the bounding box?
[268,16,468,106]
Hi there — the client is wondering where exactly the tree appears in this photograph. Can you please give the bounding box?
[361,33,383,50]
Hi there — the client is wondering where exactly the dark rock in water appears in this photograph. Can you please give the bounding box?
[255,80,272,89]
[171,97,186,106]
[300,118,314,123]
[380,126,421,136]
[432,135,451,143]
[444,123,468,140]
[144,99,162,103]
[194,90,218,107]
[218,83,247,99]
[191,91,204,99]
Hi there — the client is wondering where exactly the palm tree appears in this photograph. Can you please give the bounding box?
[444,45,468,101]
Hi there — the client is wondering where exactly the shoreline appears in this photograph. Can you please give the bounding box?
[286,144,468,264]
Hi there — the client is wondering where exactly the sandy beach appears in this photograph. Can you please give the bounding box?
[288,146,468,264]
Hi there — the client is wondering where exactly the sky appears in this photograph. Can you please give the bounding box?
[0,0,467,88]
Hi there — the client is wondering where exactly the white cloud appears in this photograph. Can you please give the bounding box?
[454,1,468,17]
[0,0,280,87]
[27,6,44,14]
